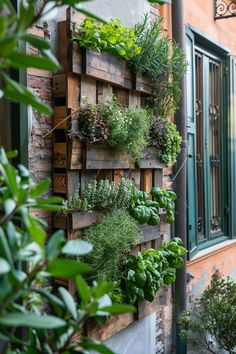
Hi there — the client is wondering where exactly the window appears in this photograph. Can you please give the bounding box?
[186,28,232,257]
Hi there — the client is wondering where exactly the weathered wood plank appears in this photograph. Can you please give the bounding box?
[53,75,67,97]
[113,87,129,107]
[53,173,67,193]
[140,225,161,243]
[129,90,141,108]
[135,73,153,94]
[86,313,135,342]
[70,211,102,230]
[83,48,125,86]
[53,143,67,168]
[53,214,67,229]
[97,81,110,102]
[153,168,163,187]
[58,21,69,74]
[123,62,133,90]
[80,170,97,191]
[67,73,80,110]
[67,171,81,199]
[141,169,152,193]
[138,290,161,319]
[129,170,141,189]
[85,143,134,170]
[54,106,69,129]
[80,76,97,103]
[138,147,164,169]
[68,140,83,170]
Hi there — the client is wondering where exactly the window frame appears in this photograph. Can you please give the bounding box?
[186,26,231,258]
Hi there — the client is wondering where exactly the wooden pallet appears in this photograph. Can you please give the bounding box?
[52,7,168,339]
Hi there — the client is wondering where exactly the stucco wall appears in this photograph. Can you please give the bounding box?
[185,0,236,54]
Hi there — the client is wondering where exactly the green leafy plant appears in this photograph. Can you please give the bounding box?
[180,272,236,354]
[129,186,160,225]
[131,15,186,118]
[149,116,182,164]
[73,18,141,60]
[66,178,133,212]
[129,185,176,225]
[0,148,134,354]
[151,187,176,223]
[118,238,186,304]
[69,94,153,162]
[0,0,104,115]
[83,211,141,282]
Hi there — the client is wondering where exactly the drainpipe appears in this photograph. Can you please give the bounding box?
[171,1,187,353]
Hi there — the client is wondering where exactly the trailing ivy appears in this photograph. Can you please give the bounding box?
[83,211,141,281]
[115,238,187,304]
[73,18,141,60]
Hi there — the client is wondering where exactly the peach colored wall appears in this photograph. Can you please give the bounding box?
[187,243,236,303]
[184,0,236,55]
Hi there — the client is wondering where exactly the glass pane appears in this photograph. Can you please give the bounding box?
[195,52,205,241]
[209,59,222,236]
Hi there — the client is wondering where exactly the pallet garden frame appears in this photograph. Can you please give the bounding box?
[52,7,170,339]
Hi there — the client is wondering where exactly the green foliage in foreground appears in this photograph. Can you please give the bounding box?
[114,238,186,304]
[181,272,236,354]
[0,148,134,354]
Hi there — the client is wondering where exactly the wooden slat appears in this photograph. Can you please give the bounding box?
[54,106,69,129]
[140,225,161,243]
[123,62,133,90]
[53,75,67,97]
[53,214,67,229]
[80,76,97,103]
[83,48,125,86]
[68,141,83,170]
[138,147,164,169]
[67,171,81,199]
[71,41,82,75]
[153,168,163,187]
[53,173,67,193]
[138,290,162,319]
[135,73,153,94]
[141,169,152,193]
[129,244,141,255]
[80,170,97,191]
[70,211,102,230]
[58,21,69,74]
[113,87,129,107]
[129,170,141,189]
[67,73,80,110]
[129,90,141,107]
[86,313,135,342]
[53,143,67,168]
[97,81,110,102]
[85,143,133,170]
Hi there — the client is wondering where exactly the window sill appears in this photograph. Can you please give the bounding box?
[187,239,236,265]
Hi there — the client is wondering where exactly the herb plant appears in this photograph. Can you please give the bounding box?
[129,186,160,225]
[131,15,186,117]
[180,272,236,354]
[129,185,176,225]
[83,211,140,281]
[0,149,134,354]
[69,95,153,162]
[67,178,133,212]
[73,18,141,60]
[118,238,186,304]
[151,187,176,224]
[149,116,182,164]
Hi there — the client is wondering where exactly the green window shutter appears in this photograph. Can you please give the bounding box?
[229,56,236,237]
[186,28,198,256]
